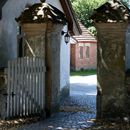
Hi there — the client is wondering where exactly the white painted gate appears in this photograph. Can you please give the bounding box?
[6,57,45,118]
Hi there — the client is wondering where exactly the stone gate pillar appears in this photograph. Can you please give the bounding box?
[45,23,64,115]
[90,0,130,119]
[16,1,67,117]
[96,23,127,119]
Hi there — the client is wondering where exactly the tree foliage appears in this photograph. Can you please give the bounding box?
[71,0,106,33]
[71,0,130,35]
[121,0,129,7]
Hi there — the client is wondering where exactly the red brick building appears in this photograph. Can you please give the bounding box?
[70,22,97,70]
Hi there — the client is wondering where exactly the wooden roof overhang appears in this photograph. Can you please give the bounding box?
[0,0,7,19]
[60,0,81,35]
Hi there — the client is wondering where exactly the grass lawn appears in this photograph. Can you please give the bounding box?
[70,69,97,76]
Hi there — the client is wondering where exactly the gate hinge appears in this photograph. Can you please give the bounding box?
[3,92,16,97]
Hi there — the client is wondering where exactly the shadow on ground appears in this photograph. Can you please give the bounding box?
[3,75,97,130]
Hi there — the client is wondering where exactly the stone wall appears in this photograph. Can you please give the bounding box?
[0,69,7,119]
[95,23,128,119]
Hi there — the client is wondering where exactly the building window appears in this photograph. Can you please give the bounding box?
[79,46,83,59]
[86,46,89,58]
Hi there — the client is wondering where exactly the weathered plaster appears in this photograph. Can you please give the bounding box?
[0,0,40,67]
[0,0,64,68]
[60,25,70,98]
[46,0,63,11]
[50,24,64,113]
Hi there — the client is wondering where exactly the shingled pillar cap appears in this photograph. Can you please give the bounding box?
[90,0,130,23]
[16,1,67,24]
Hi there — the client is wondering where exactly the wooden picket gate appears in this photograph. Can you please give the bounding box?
[6,57,45,118]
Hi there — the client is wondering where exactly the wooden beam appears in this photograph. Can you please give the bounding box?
[59,0,81,35]
[0,0,8,19]
[0,9,2,19]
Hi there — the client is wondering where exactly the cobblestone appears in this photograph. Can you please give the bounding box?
[9,75,97,130]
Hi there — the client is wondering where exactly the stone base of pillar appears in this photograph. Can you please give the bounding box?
[60,85,70,101]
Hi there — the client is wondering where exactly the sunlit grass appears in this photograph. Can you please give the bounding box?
[70,69,97,76]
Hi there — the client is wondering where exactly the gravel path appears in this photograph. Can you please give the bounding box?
[9,75,97,130]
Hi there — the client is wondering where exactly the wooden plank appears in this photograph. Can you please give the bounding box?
[19,58,23,116]
[15,59,18,116]
[31,58,34,114]
[32,58,35,114]
[35,58,38,113]
[42,60,45,111]
[17,58,21,116]
[14,59,18,117]
[26,57,29,116]
[29,58,32,115]
[39,60,43,111]
[7,61,10,118]
[22,58,24,116]
[22,58,26,116]
[25,57,28,116]
[10,61,13,117]
[37,58,40,113]
[12,60,15,117]
[33,58,37,114]
[28,57,31,115]
[11,61,14,117]
[39,58,42,113]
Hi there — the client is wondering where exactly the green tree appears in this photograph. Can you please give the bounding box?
[121,0,129,7]
[71,0,106,34]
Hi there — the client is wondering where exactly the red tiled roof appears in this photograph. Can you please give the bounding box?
[72,36,97,43]
[71,22,97,43]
